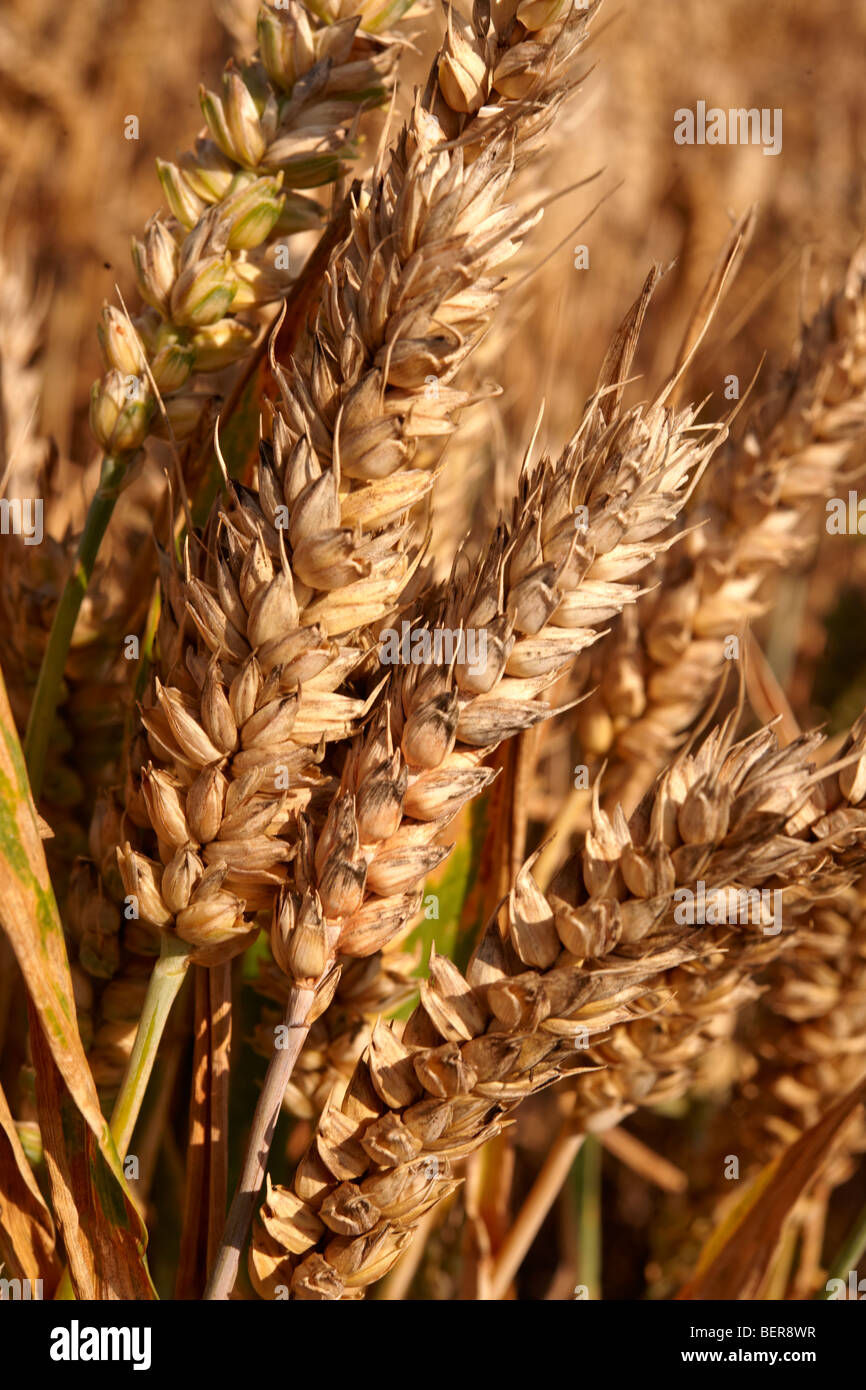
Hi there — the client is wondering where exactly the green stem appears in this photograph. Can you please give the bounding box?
[109,933,191,1161]
[23,453,129,799]
[52,937,186,1306]
[573,1134,602,1299]
[819,1195,866,1298]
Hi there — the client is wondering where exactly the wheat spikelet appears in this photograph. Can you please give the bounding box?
[252,925,419,1117]
[756,881,866,1165]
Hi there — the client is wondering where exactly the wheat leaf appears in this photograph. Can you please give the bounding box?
[0,663,154,1297]
[677,1075,866,1300]
[0,1077,59,1291]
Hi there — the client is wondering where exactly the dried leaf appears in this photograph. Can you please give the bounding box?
[677,1075,866,1300]
[0,666,153,1297]
[0,1077,58,1291]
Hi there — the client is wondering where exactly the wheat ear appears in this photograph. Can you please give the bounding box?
[245,709,866,1298]
[580,239,866,801]
[116,1,603,1296]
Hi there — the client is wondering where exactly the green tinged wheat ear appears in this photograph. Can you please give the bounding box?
[89,0,413,459]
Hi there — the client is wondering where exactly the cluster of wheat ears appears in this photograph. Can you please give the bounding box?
[2,0,866,1302]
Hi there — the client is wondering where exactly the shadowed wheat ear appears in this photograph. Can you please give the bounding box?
[579,238,866,805]
[682,873,866,1299]
[650,710,866,1298]
[245,709,866,1299]
[726,709,866,1163]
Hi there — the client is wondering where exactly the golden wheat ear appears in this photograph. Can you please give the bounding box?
[249,707,866,1299]
[127,2,604,966]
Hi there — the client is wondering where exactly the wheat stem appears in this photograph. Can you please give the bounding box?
[487,1125,584,1300]
[109,933,192,1160]
[50,931,191,1301]
[819,1194,866,1298]
[600,1126,687,1193]
[23,452,127,798]
[574,1135,602,1300]
[206,984,315,1301]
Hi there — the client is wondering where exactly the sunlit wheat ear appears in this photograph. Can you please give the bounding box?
[250,710,866,1299]
[279,370,728,989]
[121,2,603,963]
